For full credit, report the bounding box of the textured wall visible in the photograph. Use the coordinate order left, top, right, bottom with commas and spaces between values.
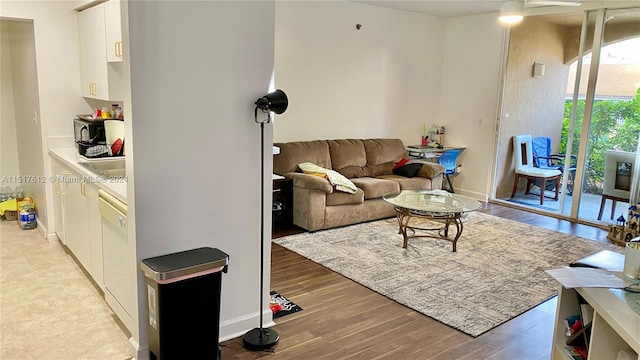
496, 18, 571, 197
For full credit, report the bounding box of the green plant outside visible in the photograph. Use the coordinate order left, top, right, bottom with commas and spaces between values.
561, 88, 640, 194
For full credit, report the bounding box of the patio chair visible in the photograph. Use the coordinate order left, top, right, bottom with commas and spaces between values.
511, 135, 562, 205
532, 136, 577, 195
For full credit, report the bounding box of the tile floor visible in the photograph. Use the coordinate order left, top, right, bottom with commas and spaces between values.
0, 220, 131, 360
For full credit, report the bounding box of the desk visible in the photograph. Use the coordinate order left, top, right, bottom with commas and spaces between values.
406, 145, 466, 160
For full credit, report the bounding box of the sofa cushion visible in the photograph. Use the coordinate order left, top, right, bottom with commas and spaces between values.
363, 138, 406, 165
326, 188, 365, 206
328, 139, 370, 178
363, 139, 407, 176
350, 177, 400, 199
328, 139, 367, 168
377, 174, 432, 191
273, 140, 331, 175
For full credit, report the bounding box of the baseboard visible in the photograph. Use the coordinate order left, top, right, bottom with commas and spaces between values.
219, 309, 276, 342
129, 337, 147, 360
34, 217, 48, 239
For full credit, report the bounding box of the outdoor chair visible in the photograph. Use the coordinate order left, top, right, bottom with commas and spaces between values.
532, 136, 577, 195
511, 135, 562, 205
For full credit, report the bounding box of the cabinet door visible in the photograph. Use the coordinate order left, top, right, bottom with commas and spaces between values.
104, 0, 122, 63
78, 4, 108, 99
52, 163, 66, 244
86, 183, 104, 289
63, 176, 92, 272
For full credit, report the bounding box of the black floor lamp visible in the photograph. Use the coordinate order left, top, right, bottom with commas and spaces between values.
243, 89, 288, 351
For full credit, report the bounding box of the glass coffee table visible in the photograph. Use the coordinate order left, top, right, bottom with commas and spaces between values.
383, 190, 482, 252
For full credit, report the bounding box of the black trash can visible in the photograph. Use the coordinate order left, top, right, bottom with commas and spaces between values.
141, 247, 229, 360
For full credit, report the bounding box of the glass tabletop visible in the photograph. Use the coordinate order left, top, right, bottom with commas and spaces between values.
383, 190, 482, 214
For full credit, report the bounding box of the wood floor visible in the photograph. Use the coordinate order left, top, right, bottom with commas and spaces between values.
220, 202, 615, 359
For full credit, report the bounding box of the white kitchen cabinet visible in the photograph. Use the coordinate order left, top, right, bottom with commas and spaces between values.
78, 1, 123, 100
63, 171, 92, 273
551, 286, 639, 360
51, 161, 66, 244
52, 161, 104, 289
104, 0, 122, 63
87, 183, 104, 290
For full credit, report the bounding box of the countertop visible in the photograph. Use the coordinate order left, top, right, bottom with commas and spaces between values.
48, 147, 127, 204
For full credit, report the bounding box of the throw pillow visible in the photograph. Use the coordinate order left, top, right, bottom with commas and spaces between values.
392, 163, 422, 178
298, 162, 358, 194
392, 157, 410, 171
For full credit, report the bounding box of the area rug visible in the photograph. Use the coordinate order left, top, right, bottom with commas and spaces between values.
272, 212, 622, 337
270, 291, 303, 319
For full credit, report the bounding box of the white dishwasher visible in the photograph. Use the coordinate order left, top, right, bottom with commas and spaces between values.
98, 189, 133, 332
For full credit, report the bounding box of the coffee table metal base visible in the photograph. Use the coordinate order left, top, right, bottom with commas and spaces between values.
393, 207, 464, 252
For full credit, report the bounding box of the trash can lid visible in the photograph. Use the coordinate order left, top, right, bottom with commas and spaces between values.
141, 247, 229, 282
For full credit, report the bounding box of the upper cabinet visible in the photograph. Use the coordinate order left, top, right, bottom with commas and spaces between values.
78, 0, 123, 101
104, 0, 122, 63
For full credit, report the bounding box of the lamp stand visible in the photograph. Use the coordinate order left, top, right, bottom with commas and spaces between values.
243, 119, 279, 351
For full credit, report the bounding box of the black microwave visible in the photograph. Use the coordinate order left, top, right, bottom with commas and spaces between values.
74, 118, 106, 155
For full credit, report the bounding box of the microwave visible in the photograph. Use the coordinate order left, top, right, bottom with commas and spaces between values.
74, 118, 106, 156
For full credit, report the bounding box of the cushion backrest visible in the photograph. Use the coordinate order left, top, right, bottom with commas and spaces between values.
328, 139, 371, 178
513, 134, 534, 172
363, 138, 406, 176
273, 140, 331, 175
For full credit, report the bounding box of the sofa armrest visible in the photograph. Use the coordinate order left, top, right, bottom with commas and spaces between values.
285, 172, 334, 194
416, 162, 445, 179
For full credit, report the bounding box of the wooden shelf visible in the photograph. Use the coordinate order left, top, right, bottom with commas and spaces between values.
552, 286, 640, 360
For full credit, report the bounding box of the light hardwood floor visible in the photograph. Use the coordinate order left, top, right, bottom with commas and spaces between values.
220, 202, 614, 360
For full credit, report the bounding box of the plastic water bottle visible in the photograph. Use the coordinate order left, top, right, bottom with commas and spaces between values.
14, 186, 24, 200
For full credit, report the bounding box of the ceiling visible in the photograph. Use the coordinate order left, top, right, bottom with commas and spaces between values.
354, 1, 640, 25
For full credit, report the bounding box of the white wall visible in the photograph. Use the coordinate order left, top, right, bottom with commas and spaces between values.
0, 21, 21, 181
125, 1, 275, 355
1, 1, 89, 236
274, 3, 505, 200
437, 13, 506, 199
274, 1, 446, 145
3, 19, 47, 227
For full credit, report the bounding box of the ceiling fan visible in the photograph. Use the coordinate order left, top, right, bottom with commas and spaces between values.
499, 0, 582, 24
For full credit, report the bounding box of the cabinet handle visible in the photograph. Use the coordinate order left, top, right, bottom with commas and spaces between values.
116, 41, 122, 58
89, 83, 92, 95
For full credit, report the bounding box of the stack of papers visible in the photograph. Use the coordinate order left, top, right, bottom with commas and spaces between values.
545, 267, 629, 288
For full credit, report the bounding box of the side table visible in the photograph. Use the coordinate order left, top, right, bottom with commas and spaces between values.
272, 177, 293, 233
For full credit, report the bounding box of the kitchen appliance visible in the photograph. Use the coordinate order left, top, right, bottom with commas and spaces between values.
98, 189, 133, 332
74, 118, 106, 157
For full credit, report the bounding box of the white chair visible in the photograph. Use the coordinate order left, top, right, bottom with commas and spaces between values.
598, 150, 635, 220
510, 135, 562, 205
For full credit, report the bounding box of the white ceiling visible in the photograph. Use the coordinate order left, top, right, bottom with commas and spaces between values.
353, 1, 504, 17
353, 1, 639, 25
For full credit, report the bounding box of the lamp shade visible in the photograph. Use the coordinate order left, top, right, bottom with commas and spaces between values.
499, 1, 524, 24
255, 89, 288, 115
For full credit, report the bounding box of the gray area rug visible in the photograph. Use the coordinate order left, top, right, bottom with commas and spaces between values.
273, 212, 622, 337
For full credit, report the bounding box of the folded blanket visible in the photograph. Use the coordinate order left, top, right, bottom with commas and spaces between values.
298, 162, 358, 194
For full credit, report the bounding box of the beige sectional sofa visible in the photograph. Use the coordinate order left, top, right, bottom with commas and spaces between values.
273, 138, 445, 231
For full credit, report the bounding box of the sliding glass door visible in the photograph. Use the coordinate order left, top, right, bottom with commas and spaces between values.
566, 7, 640, 224
494, 5, 640, 227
